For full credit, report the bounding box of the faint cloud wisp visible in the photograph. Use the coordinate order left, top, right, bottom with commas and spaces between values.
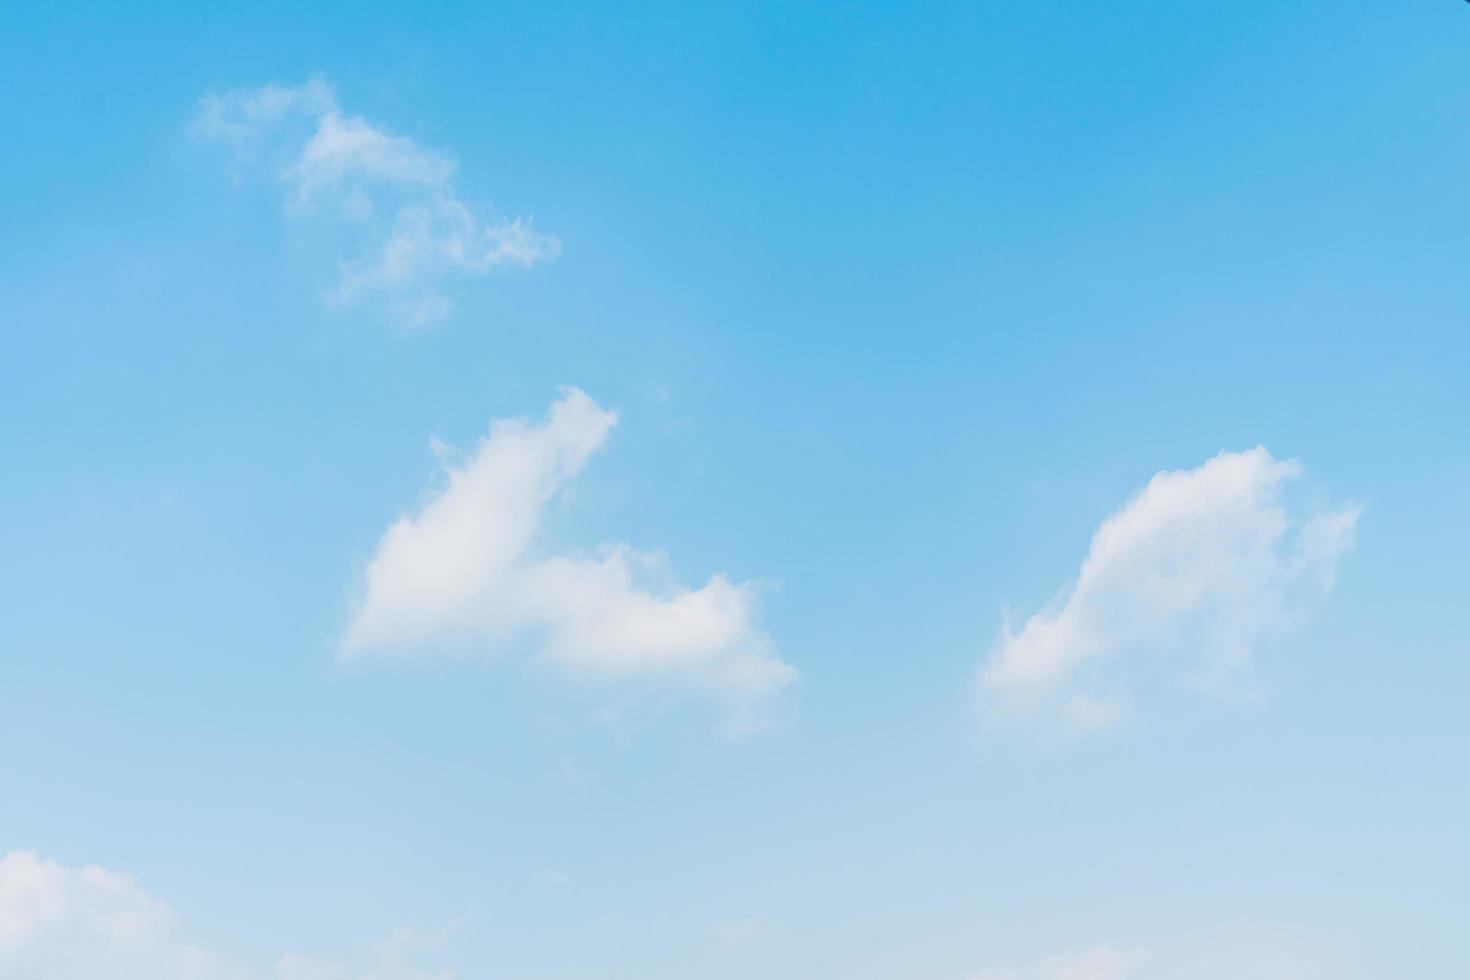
0, 850, 456, 980
196, 76, 559, 327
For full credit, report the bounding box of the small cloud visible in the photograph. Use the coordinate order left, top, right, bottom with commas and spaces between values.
0, 850, 453, 980
345, 388, 796, 728
980, 447, 1358, 728
377, 918, 466, 960
196, 76, 557, 326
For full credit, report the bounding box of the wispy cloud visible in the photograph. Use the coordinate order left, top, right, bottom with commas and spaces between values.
196, 76, 558, 327
345, 388, 796, 730
980, 447, 1358, 728
0, 850, 455, 980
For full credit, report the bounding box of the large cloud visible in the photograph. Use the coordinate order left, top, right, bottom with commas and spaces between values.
195, 76, 558, 327
0, 851, 449, 980
980, 447, 1358, 726
345, 388, 795, 723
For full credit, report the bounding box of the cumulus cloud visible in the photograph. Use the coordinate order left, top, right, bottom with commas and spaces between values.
196, 76, 558, 326
0, 850, 248, 980
0, 851, 451, 980
980, 447, 1358, 726
345, 388, 795, 724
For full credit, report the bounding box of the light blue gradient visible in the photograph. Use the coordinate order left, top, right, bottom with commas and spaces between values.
3, 2, 1468, 977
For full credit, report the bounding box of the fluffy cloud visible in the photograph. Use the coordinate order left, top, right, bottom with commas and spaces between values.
0, 850, 247, 980
0, 851, 450, 980
970, 946, 1150, 980
196, 76, 558, 326
980, 447, 1358, 726
345, 388, 795, 723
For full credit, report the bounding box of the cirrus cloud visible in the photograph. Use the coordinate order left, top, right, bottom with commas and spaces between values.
195, 76, 558, 327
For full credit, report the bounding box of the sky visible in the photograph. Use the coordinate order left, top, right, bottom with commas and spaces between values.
2, 1, 1469, 978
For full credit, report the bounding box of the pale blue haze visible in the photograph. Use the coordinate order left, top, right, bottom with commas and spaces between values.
2, 2, 1469, 978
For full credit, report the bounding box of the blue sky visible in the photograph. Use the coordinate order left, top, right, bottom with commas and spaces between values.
3, 2, 1469, 978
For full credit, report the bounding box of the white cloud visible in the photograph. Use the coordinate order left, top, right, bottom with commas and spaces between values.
0, 850, 248, 980
196, 76, 558, 326
194, 78, 337, 155
0, 851, 452, 980
345, 388, 796, 724
289, 111, 456, 201
980, 447, 1358, 725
